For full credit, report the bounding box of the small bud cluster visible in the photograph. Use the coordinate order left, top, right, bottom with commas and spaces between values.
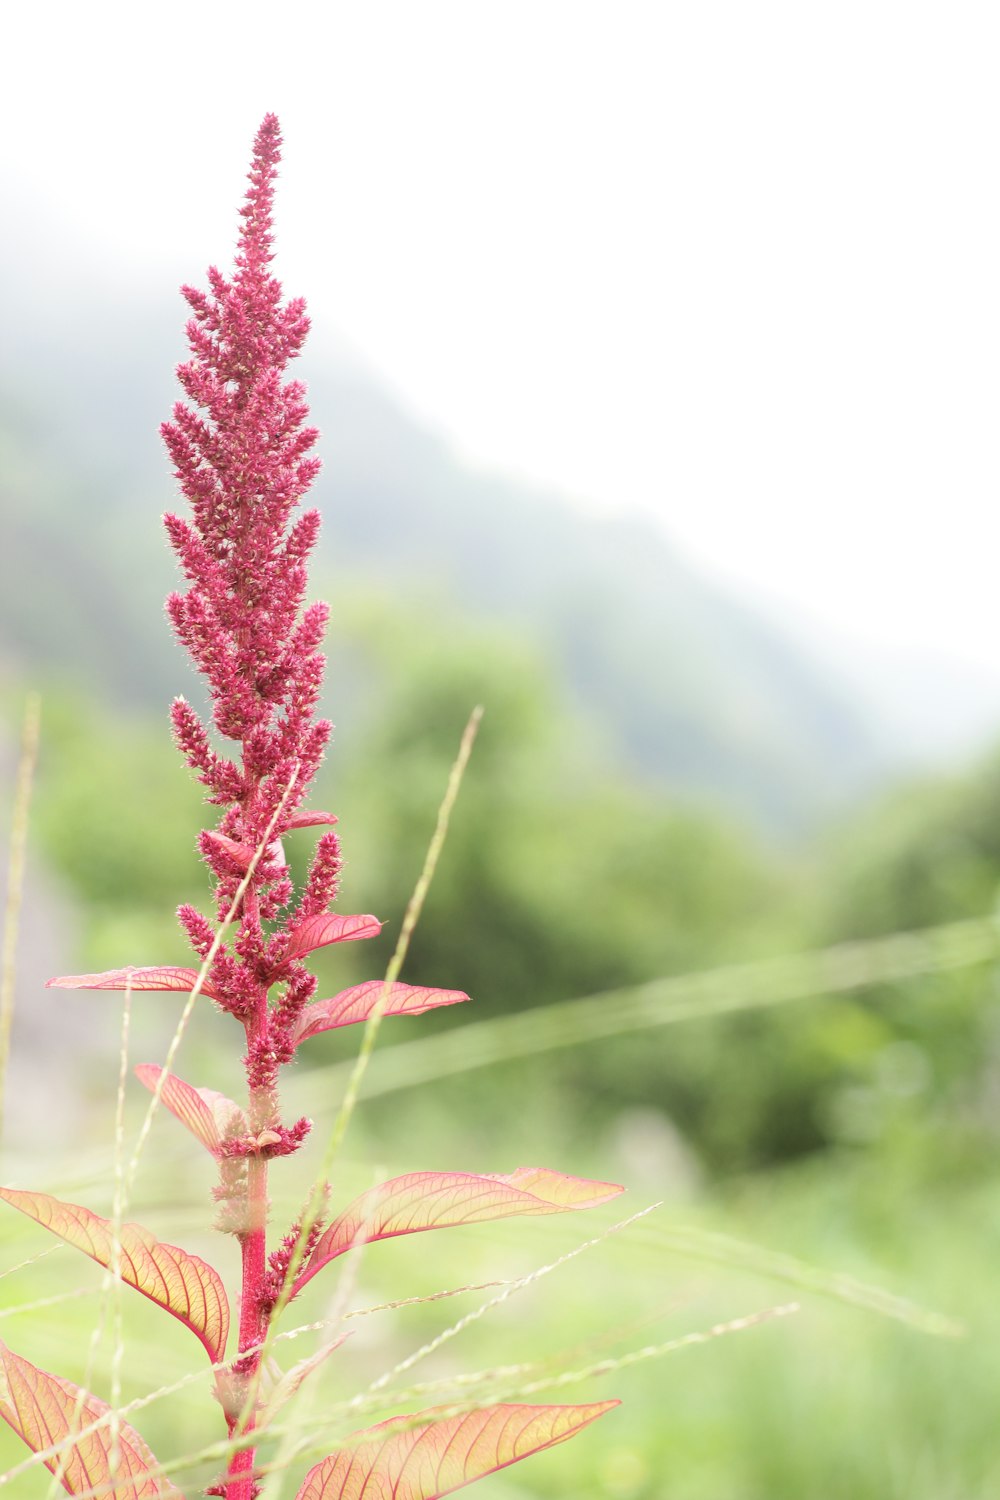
260, 1189, 331, 1315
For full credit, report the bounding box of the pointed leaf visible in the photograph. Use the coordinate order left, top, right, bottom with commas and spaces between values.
287, 809, 338, 829
46, 965, 219, 1001
295, 1400, 619, 1500
0, 1338, 184, 1497
293, 1168, 624, 1296
134, 1064, 247, 1156
0, 1187, 229, 1363
202, 830, 256, 870
286, 913, 382, 960
294, 982, 469, 1043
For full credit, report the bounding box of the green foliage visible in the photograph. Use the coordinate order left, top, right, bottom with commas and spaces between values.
27, 691, 206, 969
5, 599, 997, 1495
13, 597, 1000, 1188
334, 609, 779, 1005
809, 756, 1000, 1158
301, 602, 792, 1158
671, 750, 1000, 1175
820, 752, 1000, 936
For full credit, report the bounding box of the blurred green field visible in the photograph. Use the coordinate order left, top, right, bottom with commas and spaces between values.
0, 1085, 995, 1499
3, 611, 1000, 1496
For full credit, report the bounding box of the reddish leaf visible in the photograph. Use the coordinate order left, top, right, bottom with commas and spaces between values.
287, 809, 338, 829
46, 965, 220, 1001
0, 1338, 184, 1497
134, 1064, 246, 1156
285, 913, 382, 960
202, 830, 256, 870
294, 981, 469, 1044
294, 1400, 619, 1499
0, 1187, 229, 1363
293, 1168, 624, 1296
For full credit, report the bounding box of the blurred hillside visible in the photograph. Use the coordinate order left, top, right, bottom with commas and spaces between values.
0, 225, 895, 835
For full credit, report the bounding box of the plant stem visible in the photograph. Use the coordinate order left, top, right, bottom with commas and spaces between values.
227, 875, 270, 1500
226, 1148, 269, 1498
0, 691, 41, 1140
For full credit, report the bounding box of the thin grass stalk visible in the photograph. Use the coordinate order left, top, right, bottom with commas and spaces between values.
262, 1237, 368, 1500
638, 1222, 963, 1336
0, 1287, 98, 1320
436, 1301, 803, 1405
2, 1195, 954, 1495
31, 781, 301, 1500
124, 764, 299, 1203
360, 1202, 663, 1402
9, 1298, 798, 1500
238, 704, 483, 1437
0, 691, 41, 1139
298, 914, 1000, 1108
108, 976, 133, 1479
316, 707, 483, 1175
0, 1246, 58, 1283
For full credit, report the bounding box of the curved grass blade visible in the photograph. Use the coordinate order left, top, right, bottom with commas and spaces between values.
0, 691, 41, 1141
0, 1187, 230, 1362
645, 1222, 963, 1336
303, 917, 997, 1105
231, 711, 484, 1441
294, 1400, 619, 1499
0, 1338, 184, 1497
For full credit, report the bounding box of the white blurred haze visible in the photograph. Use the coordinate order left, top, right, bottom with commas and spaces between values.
5, 1, 1000, 745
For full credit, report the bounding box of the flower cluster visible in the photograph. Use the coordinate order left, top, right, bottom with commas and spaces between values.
162, 114, 338, 1103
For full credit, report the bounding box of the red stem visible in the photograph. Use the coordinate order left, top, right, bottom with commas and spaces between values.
225, 1153, 268, 1498
226, 879, 271, 1500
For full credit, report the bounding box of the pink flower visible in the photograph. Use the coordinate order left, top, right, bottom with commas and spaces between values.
161, 114, 335, 1062
163, 114, 329, 848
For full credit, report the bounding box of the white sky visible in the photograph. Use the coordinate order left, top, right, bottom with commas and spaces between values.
4, 1, 1000, 680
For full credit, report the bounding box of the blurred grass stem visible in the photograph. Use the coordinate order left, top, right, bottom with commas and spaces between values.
305, 916, 998, 1106
0, 692, 41, 1140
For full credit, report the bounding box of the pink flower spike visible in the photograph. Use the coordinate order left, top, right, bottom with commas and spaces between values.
46, 965, 220, 1001
294, 981, 469, 1044
285, 912, 383, 960
297, 831, 343, 921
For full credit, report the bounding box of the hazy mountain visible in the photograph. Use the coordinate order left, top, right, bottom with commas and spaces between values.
0, 224, 891, 833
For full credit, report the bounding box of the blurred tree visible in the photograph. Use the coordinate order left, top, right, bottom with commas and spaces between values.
680, 754, 1000, 1176
27, 691, 207, 969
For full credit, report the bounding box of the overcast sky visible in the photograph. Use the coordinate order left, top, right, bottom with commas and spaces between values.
4, 1, 1000, 683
